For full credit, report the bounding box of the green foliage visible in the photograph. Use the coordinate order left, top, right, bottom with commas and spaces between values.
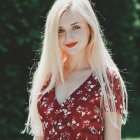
0, 0, 51, 139
0, 0, 140, 139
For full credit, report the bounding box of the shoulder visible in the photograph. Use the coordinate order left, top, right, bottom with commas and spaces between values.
106, 68, 120, 83
37, 79, 51, 100
106, 67, 118, 77
41, 79, 51, 92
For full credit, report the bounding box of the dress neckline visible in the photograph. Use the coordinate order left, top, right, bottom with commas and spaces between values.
53, 72, 93, 107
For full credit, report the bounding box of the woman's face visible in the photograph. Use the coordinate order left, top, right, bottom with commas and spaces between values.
58, 10, 91, 55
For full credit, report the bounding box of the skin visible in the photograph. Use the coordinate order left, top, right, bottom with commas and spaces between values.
104, 112, 122, 140
58, 10, 91, 73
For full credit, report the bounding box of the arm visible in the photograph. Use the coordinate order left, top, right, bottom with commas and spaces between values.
33, 136, 43, 140
104, 112, 122, 140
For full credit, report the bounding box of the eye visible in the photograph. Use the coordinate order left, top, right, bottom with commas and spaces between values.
58, 28, 65, 33
72, 25, 80, 30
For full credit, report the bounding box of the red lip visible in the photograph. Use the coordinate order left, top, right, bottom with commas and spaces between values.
65, 42, 78, 48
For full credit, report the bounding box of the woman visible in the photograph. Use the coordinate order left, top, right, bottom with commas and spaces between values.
22, 0, 128, 139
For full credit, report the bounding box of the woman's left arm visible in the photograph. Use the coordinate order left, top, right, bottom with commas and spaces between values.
104, 112, 122, 140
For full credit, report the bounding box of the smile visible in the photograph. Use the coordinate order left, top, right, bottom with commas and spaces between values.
65, 42, 78, 48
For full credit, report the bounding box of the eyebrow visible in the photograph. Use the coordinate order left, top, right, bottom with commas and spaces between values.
59, 22, 80, 28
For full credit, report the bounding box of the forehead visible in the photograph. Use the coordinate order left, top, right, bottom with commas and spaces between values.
59, 10, 87, 27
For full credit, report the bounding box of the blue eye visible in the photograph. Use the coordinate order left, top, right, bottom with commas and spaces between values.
58, 28, 65, 33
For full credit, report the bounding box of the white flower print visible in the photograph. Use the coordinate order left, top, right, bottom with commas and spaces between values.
82, 120, 90, 128
76, 132, 81, 139
59, 108, 71, 118
76, 105, 92, 117
42, 122, 49, 130
89, 126, 98, 134
72, 119, 76, 124
40, 97, 48, 108
94, 105, 100, 114
44, 103, 54, 115
82, 96, 88, 101
77, 90, 83, 95
85, 80, 95, 92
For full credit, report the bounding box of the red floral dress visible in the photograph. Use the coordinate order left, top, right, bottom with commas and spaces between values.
37, 71, 124, 140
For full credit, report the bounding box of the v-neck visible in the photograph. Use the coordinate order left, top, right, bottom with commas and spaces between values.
53, 72, 93, 107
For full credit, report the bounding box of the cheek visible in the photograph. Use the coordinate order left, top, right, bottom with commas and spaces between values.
75, 30, 89, 40
58, 35, 64, 45
74, 30, 83, 38
76, 34, 89, 47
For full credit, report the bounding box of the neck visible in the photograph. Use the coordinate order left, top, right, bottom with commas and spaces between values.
64, 49, 90, 73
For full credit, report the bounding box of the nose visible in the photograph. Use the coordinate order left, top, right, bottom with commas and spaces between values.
65, 31, 73, 42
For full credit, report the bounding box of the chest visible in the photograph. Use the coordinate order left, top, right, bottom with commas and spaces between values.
55, 72, 92, 105
37, 75, 104, 138
38, 74, 102, 118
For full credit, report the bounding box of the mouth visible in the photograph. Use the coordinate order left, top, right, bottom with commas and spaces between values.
65, 42, 78, 48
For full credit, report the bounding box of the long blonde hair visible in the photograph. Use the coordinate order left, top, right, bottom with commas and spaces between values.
22, 0, 128, 136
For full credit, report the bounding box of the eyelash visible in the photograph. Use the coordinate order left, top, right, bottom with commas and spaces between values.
58, 26, 80, 33
58, 29, 64, 33
73, 26, 80, 30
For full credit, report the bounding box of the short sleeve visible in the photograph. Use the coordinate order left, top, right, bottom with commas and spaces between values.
103, 69, 124, 115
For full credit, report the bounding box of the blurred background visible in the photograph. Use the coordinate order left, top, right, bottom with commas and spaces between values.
0, 0, 140, 140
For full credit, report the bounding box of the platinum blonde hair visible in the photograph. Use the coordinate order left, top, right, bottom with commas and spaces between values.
22, 0, 128, 136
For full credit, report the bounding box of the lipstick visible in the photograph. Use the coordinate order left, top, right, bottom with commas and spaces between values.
65, 42, 78, 48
